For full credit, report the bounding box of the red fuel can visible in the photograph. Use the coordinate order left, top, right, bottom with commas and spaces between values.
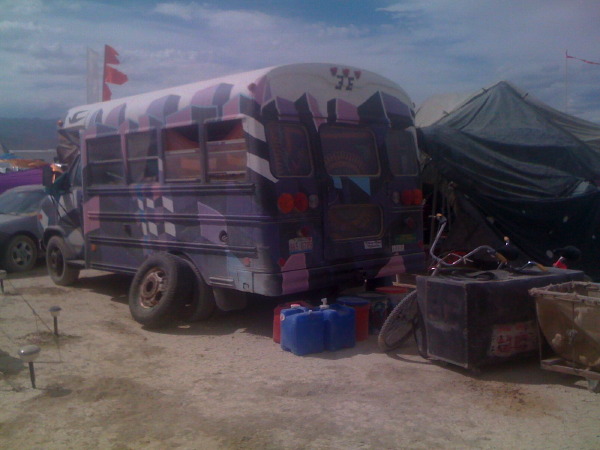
336, 296, 370, 341
272, 301, 312, 343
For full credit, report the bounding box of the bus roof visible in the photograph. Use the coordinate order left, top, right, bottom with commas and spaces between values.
63, 63, 414, 131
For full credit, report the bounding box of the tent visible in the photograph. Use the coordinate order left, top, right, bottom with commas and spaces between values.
416, 81, 600, 279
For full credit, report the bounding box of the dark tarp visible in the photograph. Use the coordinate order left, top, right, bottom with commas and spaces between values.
417, 81, 600, 280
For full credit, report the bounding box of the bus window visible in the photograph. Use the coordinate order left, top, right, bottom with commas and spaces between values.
266, 122, 312, 177
164, 124, 202, 182
86, 135, 125, 186
386, 130, 419, 176
327, 204, 382, 240
126, 130, 159, 183
320, 125, 379, 176
206, 120, 247, 182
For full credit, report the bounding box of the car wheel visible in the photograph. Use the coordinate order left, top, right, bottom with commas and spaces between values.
46, 236, 80, 286
4, 234, 38, 272
128, 253, 188, 328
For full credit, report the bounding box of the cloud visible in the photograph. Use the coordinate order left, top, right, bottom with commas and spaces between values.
0, 0, 46, 15
0, 0, 599, 123
0, 21, 44, 32
152, 2, 199, 21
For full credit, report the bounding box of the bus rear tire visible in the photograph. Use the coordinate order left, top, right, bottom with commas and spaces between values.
177, 258, 216, 321
129, 253, 187, 328
46, 236, 80, 286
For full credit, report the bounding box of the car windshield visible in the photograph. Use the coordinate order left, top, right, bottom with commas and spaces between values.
0, 188, 46, 214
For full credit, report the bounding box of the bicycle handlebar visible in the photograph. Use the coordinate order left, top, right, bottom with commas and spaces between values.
428, 214, 516, 274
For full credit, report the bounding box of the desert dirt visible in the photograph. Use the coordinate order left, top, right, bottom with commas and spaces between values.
1, 264, 599, 449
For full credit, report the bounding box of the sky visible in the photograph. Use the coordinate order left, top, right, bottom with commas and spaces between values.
1, 0, 599, 123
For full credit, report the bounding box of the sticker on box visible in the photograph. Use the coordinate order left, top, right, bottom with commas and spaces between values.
488, 321, 537, 357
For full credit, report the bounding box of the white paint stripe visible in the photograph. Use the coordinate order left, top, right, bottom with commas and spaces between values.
247, 152, 278, 183
148, 222, 158, 236
243, 116, 266, 142
165, 222, 176, 237
163, 196, 174, 212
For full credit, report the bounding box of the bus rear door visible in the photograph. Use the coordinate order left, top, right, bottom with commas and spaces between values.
319, 124, 386, 263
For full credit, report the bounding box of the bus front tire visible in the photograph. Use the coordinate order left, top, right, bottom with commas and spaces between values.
46, 236, 80, 286
128, 253, 187, 328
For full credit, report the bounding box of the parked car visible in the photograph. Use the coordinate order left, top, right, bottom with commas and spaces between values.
0, 184, 47, 272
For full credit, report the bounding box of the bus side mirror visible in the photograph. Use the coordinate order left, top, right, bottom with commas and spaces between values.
42, 165, 54, 188
44, 168, 70, 198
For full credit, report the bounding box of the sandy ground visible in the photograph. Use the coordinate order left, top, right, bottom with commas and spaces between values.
1, 264, 599, 449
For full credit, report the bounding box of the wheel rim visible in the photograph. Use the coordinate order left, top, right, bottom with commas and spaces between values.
139, 268, 167, 309
11, 240, 33, 267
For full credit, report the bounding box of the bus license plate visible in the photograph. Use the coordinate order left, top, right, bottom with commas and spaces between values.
289, 237, 313, 254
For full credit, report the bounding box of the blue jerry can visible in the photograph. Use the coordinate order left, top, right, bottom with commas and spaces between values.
322, 304, 356, 351
280, 308, 325, 356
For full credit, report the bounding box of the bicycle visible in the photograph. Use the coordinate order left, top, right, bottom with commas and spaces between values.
378, 214, 519, 353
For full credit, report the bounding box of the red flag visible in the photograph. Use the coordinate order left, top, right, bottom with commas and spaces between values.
102, 84, 112, 102
105, 45, 120, 65
565, 51, 600, 65
104, 65, 128, 85
102, 45, 128, 101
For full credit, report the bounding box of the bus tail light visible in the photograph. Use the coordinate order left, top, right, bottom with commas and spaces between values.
294, 192, 309, 212
278, 193, 295, 213
401, 190, 414, 205
278, 192, 313, 213
401, 189, 423, 206
412, 189, 423, 205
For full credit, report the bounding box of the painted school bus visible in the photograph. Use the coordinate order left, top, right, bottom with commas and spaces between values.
43, 63, 425, 327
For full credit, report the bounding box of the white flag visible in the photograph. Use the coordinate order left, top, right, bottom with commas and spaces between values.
86, 47, 101, 103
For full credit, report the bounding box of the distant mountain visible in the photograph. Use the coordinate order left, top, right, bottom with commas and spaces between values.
0, 117, 59, 151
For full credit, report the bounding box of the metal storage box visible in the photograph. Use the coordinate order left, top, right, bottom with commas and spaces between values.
417, 269, 584, 370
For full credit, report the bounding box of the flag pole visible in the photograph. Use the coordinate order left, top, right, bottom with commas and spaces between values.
565, 50, 569, 114
102, 45, 107, 101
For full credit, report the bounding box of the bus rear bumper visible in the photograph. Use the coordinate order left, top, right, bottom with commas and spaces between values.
249, 251, 426, 297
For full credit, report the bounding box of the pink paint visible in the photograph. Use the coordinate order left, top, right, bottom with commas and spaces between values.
306, 93, 326, 129
281, 253, 309, 295
190, 85, 219, 106
105, 103, 126, 127
376, 255, 406, 278
83, 195, 101, 233
222, 95, 241, 117
335, 99, 359, 123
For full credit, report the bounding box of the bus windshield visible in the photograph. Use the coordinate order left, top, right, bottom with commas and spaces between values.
386, 130, 419, 176
320, 125, 379, 176
266, 122, 313, 177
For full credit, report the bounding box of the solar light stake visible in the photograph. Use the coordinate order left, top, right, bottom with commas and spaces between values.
0, 269, 6, 294
49, 306, 62, 337
18, 345, 41, 389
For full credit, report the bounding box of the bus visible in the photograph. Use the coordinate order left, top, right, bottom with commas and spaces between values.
42, 63, 425, 327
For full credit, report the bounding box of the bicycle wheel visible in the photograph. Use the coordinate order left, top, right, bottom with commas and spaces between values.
378, 290, 418, 352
